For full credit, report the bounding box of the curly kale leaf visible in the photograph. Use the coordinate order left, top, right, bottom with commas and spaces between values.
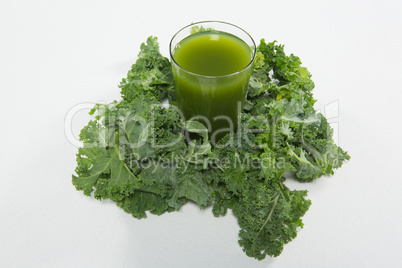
120, 36, 173, 102
72, 133, 137, 200
233, 181, 311, 260
248, 39, 350, 183
287, 114, 351, 181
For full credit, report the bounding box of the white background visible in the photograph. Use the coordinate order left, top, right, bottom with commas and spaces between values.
1, 0, 402, 267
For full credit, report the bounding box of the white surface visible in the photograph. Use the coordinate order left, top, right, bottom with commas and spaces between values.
1, 0, 402, 267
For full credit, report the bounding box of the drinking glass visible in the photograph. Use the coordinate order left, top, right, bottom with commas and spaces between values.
170, 21, 256, 143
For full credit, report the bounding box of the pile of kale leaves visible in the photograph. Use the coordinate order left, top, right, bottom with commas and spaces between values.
72, 36, 350, 260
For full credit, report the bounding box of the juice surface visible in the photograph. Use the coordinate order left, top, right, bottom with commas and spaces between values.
172, 31, 253, 142
173, 31, 252, 76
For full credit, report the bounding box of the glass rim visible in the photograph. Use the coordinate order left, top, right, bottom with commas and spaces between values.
169, 20, 256, 79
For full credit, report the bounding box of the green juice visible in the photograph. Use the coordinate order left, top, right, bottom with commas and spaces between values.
171, 31, 253, 142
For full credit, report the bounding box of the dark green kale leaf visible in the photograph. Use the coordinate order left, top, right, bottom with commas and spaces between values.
120, 36, 173, 102
117, 190, 172, 219
248, 39, 350, 183
233, 180, 311, 260
286, 113, 351, 181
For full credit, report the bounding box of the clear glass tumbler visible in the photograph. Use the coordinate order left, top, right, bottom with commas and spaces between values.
170, 21, 256, 144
